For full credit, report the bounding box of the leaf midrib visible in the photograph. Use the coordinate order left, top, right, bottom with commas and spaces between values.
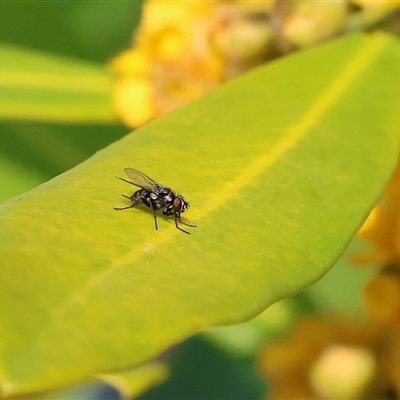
48, 33, 389, 325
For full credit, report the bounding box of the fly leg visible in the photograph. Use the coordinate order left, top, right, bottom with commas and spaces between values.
174, 213, 196, 234
178, 220, 196, 227
114, 204, 134, 210
153, 209, 158, 230
148, 198, 159, 231
175, 218, 190, 234
176, 212, 196, 229
114, 194, 142, 210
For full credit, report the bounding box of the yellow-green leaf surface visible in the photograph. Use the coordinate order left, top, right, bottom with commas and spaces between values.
1, 33, 400, 396
0, 43, 117, 123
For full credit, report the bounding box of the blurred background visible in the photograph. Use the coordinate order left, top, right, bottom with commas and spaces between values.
0, 1, 141, 204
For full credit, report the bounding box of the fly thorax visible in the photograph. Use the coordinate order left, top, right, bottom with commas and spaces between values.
164, 194, 173, 203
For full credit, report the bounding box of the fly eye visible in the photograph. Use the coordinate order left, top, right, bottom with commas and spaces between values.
172, 197, 182, 212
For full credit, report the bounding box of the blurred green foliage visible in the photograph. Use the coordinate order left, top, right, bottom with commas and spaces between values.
0, 1, 139, 202
0, 1, 142, 62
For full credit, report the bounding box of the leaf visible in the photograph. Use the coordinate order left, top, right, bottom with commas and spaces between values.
17, 362, 168, 400
96, 362, 168, 400
0, 43, 117, 123
1, 33, 400, 396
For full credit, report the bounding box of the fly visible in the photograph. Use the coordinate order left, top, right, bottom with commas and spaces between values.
114, 168, 196, 234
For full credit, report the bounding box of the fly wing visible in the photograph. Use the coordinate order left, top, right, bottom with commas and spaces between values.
123, 168, 158, 191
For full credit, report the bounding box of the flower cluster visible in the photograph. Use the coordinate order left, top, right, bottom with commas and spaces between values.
258, 316, 400, 399
109, 0, 400, 128
354, 164, 400, 324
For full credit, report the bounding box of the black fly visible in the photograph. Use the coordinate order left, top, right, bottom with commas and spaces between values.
114, 168, 195, 234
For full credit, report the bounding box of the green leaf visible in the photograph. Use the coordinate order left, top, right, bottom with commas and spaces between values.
0, 43, 117, 123
1, 33, 400, 396
16, 362, 168, 400
96, 362, 168, 400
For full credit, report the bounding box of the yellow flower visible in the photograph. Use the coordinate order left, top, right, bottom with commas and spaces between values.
109, 1, 398, 128
363, 269, 400, 324
112, 77, 155, 129
258, 316, 397, 399
353, 164, 400, 266
309, 345, 376, 399
276, 1, 348, 51
350, 164, 400, 323
109, 0, 275, 128
109, 1, 220, 128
